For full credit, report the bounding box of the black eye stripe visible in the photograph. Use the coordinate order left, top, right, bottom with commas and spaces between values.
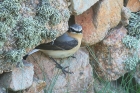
69, 28, 82, 33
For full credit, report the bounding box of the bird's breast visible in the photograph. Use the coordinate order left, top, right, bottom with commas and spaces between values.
40, 44, 80, 58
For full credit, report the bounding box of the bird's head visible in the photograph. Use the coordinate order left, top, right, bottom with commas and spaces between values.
67, 24, 83, 40
68, 24, 82, 34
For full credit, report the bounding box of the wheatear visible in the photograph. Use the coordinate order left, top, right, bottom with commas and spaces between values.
23, 24, 83, 74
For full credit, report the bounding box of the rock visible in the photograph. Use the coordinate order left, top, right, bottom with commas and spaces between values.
0, 87, 6, 93
0, 0, 70, 73
26, 48, 93, 93
121, 7, 131, 26
92, 26, 129, 81
126, 0, 140, 12
75, 0, 123, 45
23, 78, 46, 93
69, 0, 99, 15
0, 61, 34, 91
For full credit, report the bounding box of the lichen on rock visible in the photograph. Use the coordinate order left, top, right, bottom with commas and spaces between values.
0, 0, 70, 73
122, 11, 140, 71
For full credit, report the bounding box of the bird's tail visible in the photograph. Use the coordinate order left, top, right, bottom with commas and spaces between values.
23, 49, 40, 60
23, 54, 28, 60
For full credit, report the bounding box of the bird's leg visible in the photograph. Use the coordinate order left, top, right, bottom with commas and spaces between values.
70, 55, 76, 58
49, 57, 73, 75
69, 54, 76, 58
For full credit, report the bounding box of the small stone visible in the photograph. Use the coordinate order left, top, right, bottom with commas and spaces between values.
0, 60, 34, 91
23, 78, 46, 93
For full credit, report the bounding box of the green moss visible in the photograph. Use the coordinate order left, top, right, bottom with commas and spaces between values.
36, 3, 55, 24
126, 12, 140, 39
62, 9, 70, 20
5, 49, 26, 63
122, 35, 140, 49
50, 10, 62, 25
0, 0, 21, 48
0, 0, 63, 65
0, 0, 65, 67
122, 11, 140, 71
124, 55, 139, 71
47, 29, 57, 40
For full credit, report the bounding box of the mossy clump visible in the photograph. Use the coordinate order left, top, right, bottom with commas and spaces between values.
0, 0, 21, 48
14, 17, 42, 48
122, 11, 140, 71
124, 55, 139, 71
5, 49, 26, 63
122, 35, 140, 49
126, 12, 140, 39
36, 3, 55, 24
50, 10, 62, 25
0, 0, 63, 65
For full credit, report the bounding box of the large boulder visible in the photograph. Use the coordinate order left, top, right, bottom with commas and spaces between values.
75, 0, 123, 45
92, 26, 129, 81
0, 61, 34, 91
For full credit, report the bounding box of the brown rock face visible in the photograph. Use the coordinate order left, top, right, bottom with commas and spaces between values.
121, 7, 131, 26
126, 0, 140, 12
26, 48, 93, 93
93, 26, 128, 81
75, 0, 123, 45
23, 78, 46, 93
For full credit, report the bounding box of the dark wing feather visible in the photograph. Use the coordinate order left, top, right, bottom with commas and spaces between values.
35, 39, 78, 50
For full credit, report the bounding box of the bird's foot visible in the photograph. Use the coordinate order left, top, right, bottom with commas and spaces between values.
49, 57, 73, 75
70, 55, 76, 58
68, 55, 76, 59
56, 65, 73, 75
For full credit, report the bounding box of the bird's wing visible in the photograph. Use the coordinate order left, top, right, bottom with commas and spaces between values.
35, 34, 78, 50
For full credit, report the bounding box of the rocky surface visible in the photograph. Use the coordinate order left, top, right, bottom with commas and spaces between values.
26, 48, 93, 93
0, 87, 6, 93
0, 61, 34, 91
126, 0, 140, 12
0, 0, 140, 92
23, 78, 46, 93
121, 7, 131, 26
75, 0, 123, 45
69, 0, 99, 15
0, 0, 70, 74
93, 26, 129, 81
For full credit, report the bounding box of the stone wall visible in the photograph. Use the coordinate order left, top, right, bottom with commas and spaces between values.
0, 0, 140, 93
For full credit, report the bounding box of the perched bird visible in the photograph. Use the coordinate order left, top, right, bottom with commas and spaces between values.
23, 24, 83, 74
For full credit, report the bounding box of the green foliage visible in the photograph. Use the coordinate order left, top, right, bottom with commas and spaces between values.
0, 0, 62, 65
124, 55, 139, 71
50, 10, 62, 25
122, 35, 140, 49
5, 49, 26, 63
122, 11, 140, 71
126, 12, 140, 39
0, 0, 20, 48
36, 3, 55, 24
14, 17, 42, 48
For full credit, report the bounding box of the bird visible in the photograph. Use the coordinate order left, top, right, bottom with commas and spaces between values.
23, 24, 83, 74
